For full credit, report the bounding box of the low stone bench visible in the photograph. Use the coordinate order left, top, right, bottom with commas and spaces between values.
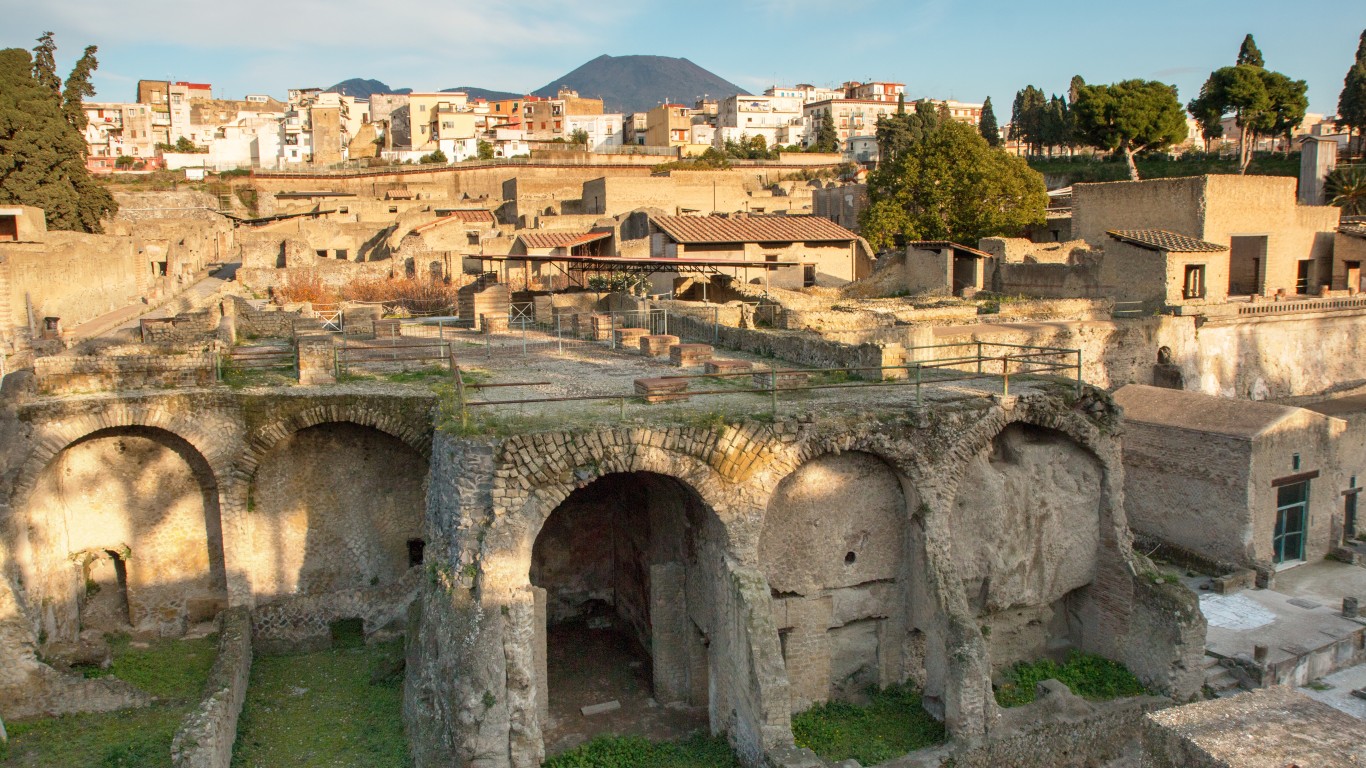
639, 334, 680, 357
634, 377, 689, 404
481, 313, 509, 334
614, 328, 650, 348
753, 369, 809, 389
670, 343, 713, 367
705, 359, 753, 376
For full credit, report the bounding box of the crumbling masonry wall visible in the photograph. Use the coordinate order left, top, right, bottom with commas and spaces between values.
406, 390, 1205, 768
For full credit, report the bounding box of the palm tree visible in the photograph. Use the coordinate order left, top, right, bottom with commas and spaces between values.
1326, 165, 1366, 215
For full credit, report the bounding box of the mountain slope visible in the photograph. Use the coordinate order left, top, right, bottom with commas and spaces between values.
326, 78, 411, 99
442, 86, 522, 101
532, 54, 749, 114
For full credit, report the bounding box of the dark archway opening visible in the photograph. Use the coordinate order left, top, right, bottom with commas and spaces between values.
531, 471, 712, 754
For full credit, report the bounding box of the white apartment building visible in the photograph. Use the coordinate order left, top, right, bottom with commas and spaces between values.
564, 113, 624, 151
716, 94, 803, 148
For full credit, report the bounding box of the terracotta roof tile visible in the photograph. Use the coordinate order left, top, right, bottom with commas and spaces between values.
517, 231, 611, 249
412, 210, 496, 234
906, 240, 993, 258
1107, 229, 1227, 253
1337, 223, 1366, 240
653, 215, 857, 245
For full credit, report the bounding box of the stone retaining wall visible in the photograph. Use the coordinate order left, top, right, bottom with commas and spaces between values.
34, 353, 216, 394
171, 607, 252, 768
251, 567, 423, 654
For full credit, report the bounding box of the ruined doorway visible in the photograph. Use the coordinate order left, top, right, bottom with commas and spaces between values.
530, 472, 711, 753
1295, 260, 1312, 295
1228, 235, 1267, 295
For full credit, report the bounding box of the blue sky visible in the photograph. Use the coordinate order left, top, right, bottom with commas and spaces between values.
3, 0, 1362, 117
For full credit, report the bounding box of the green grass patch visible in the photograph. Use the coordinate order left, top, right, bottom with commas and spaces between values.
3, 634, 217, 768
542, 733, 740, 768
231, 639, 410, 768
994, 651, 1146, 708
791, 684, 946, 765
384, 366, 448, 383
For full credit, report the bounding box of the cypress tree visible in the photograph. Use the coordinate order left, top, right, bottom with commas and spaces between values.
1337, 30, 1366, 156
978, 97, 1001, 147
1237, 34, 1265, 67
0, 45, 116, 232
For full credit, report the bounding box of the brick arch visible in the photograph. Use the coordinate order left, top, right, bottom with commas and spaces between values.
11, 405, 233, 507
236, 403, 432, 481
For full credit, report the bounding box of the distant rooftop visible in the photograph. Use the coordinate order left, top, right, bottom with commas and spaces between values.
1107, 229, 1227, 253
653, 215, 857, 245
1114, 384, 1322, 439
517, 231, 611, 249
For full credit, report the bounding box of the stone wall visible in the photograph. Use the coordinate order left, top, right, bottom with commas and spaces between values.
252, 568, 422, 653
406, 391, 1203, 768
33, 353, 217, 395
170, 607, 252, 768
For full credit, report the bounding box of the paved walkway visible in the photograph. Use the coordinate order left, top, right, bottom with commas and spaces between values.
1299, 662, 1366, 719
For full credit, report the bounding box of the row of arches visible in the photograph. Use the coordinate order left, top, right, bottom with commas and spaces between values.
516, 421, 1113, 756
16, 420, 429, 642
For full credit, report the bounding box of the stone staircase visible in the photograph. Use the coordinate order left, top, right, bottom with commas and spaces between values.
1202, 654, 1243, 697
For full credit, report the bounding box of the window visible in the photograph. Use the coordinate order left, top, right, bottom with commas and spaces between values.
803, 265, 817, 288
315, 249, 327, 258
336, 249, 348, 260
1182, 264, 1206, 299
1273, 481, 1309, 565
338, 206, 348, 214
1346, 477, 1359, 541
388, 206, 398, 213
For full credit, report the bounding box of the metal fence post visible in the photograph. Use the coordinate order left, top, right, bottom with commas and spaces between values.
770, 367, 778, 416
521, 321, 527, 357
976, 341, 983, 374
915, 363, 922, 409
557, 315, 563, 355
1075, 349, 1083, 396
1002, 356, 1010, 397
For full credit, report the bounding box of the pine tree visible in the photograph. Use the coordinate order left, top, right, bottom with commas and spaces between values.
1237, 34, 1264, 67
0, 45, 116, 232
1074, 80, 1188, 180
62, 45, 98, 132
1010, 85, 1047, 156
1190, 37, 1307, 172
31, 32, 59, 93
1337, 30, 1366, 157
978, 97, 1001, 147
813, 108, 839, 153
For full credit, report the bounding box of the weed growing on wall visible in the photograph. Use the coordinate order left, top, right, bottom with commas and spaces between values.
994, 651, 1145, 707
791, 684, 946, 765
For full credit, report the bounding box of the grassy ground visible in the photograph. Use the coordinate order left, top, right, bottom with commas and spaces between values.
230, 638, 410, 768
790, 684, 946, 765
994, 651, 1146, 707
1, 634, 218, 767
1028, 152, 1301, 184
542, 733, 740, 768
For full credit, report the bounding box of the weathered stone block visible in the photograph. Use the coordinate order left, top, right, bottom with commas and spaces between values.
705, 359, 753, 376
614, 328, 650, 348
480, 314, 509, 334
297, 335, 336, 385
752, 369, 809, 389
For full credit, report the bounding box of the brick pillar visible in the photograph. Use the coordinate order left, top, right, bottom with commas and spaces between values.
296, 335, 336, 385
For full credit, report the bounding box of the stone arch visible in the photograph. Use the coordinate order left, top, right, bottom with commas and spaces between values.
485, 432, 782, 762
16, 424, 229, 642
237, 401, 432, 481
759, 450, 917, 711
938, 404, 1123, 695
243, 420, 428, 600
11, 402, 235, 508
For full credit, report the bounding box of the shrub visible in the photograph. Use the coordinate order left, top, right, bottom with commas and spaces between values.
543, 733, 739, 768
272, 268, 337, 305
341, 275, 462, 316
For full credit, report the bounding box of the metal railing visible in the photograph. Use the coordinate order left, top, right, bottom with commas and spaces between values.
445, 340, 1083, 426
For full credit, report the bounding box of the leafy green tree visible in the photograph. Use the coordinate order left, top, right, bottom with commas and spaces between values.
1189, 39, 1308, 172
477, 139, 494, 160
813, 108, 839, 152
1073, 80, 1187, 180
173, 136, 197, 153
419, 149, 447, 164
1336, 30, 1366, 157
1237, 34, 1264, 67
1041, 94, 1072, 157
978, 96, 1001, 147
860, 119, 1045, 250
0, 46, 116, 232
61, 45, 98, 131
569, 128, 590, 147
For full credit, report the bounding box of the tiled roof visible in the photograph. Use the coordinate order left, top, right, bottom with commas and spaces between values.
1337, 223, 1366, 240
906, 240, 993, 258
517, 231, 611, 249
1107, 229, 1227, 253
652, 215, 857, 245
412, 210, 496, 234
